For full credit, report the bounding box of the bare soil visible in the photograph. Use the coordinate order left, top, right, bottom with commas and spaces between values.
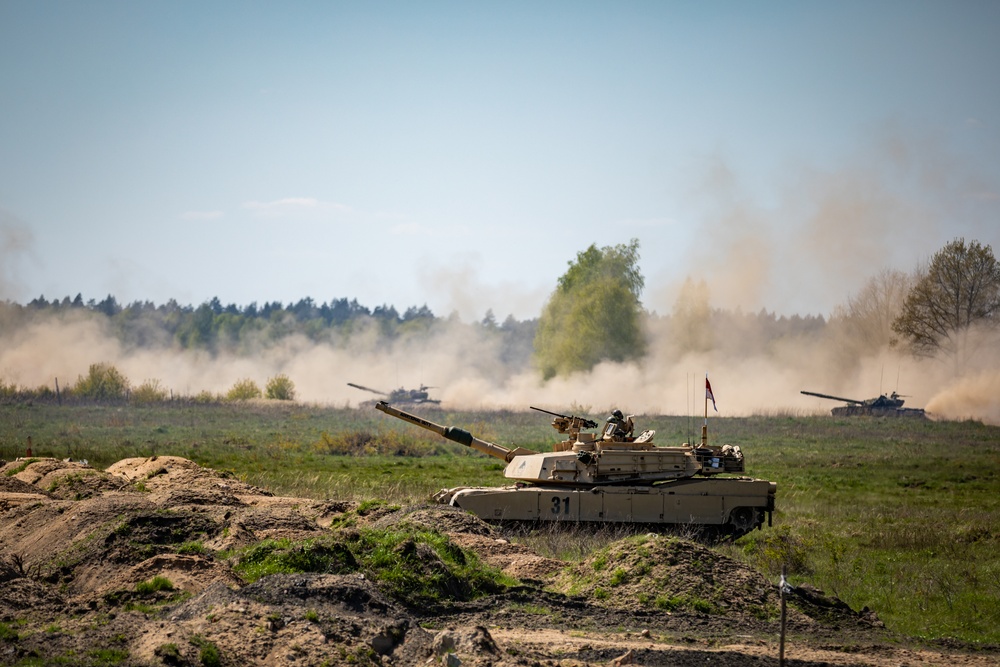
0, 456, 996, 666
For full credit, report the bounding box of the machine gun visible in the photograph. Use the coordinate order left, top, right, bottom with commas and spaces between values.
530, 406, 599, 436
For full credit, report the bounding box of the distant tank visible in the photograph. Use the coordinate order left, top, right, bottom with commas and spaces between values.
374, 401, 776, 536
348, 382, 440, 405
800, 390, 926, 418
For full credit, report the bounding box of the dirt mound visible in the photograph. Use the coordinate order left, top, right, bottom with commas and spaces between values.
549, 534, 777, 615
0, 467, 54, 510
548, 532, 880, 631
0, 472, 54, 496
1, 457, 123, 500
449, 532, 566, 582
0, 455, 994, 667
99, 553, 245, 599
106, 455, 273, 498
372, 503, 497, 536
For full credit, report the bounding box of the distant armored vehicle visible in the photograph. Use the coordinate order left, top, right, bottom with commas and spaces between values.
374, 401, 776, 536
348, 382, 440, 405
800, 390, 926, 418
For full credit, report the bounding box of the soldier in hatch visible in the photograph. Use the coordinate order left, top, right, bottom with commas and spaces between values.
604, 409, 635, 441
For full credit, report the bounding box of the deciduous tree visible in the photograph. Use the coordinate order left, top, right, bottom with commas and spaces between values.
892, 238, 1000, 367
534, 239, 646, 379
841, 268, 913, 349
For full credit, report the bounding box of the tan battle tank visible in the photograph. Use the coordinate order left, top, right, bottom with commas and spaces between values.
375, 401, 776, 536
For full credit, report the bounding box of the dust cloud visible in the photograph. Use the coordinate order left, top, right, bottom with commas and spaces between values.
1, 303, 998, 426
2, 128, 997, 425
1, 211, 33, 301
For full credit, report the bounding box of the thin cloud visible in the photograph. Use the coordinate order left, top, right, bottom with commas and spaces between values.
970, 190, 999, 201
389, 222, 434, 236
389, 222, 476, 237
180, 210, 225, 221
616, 217, 676, 229
242, 198, 351, 218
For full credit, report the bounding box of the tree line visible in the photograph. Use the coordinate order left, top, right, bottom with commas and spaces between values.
1, 236, 996, 404
532, 237, 1000, 377
6, 295, 452, 351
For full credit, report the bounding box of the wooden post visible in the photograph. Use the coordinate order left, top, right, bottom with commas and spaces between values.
55, 377, 61, 405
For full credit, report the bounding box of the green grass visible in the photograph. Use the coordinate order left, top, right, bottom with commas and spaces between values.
227, 536, 357, 582
1, 403, 999, 642
0, 622, 19, 642
135, 576, 174, 595
225, 527, 515, 607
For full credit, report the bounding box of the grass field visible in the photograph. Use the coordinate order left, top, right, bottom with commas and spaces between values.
1, 400, 998, 645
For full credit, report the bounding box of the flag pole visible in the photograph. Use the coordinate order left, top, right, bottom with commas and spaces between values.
702, 372, 709, 447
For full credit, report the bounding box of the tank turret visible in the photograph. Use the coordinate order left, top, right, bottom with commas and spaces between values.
374, 401, 774, 535
377, 401, 743, 485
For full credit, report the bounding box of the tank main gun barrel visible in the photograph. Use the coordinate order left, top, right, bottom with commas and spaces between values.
348, 382, 388, 396
800, 390, 863, 405
375, 401, 536, 462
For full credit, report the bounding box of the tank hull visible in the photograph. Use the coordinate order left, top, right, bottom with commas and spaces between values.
830, 406, 926, 418
436, 477, 776, 536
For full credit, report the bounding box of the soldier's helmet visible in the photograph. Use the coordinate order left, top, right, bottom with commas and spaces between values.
610, 409, 624, 421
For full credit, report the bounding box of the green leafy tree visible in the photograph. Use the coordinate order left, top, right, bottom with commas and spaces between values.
534, 239, 646, 379
265, 374, 296, 401
72, 362, 130, 401
892, 238, 1000, 368
226, 378, 262, 401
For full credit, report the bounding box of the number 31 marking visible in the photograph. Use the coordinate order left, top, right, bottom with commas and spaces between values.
550, 496, 571, 515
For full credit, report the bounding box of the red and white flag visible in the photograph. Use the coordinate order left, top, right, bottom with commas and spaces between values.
706, 376, 718, 412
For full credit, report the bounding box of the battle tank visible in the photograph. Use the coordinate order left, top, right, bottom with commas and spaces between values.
348, 382, 440, 405
800, 390, 926, 418
374, 401, 776, 536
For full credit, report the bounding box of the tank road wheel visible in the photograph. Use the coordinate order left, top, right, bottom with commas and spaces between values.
727, 507, 759, 537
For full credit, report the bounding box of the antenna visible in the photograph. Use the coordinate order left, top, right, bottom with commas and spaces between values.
686, 372, 693, 445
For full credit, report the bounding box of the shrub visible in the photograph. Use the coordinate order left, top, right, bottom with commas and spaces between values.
71, 362, 130, 401
739, 525, 811, 576
0, 379, 18, 401
132, 379, 169, 405
265, 374, 296, 401
190, 635, 221, 667
192, 390, 218, 404
226, 378, 261, 401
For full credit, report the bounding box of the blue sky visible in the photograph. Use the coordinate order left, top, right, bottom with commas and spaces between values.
2, 1, 998, 321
